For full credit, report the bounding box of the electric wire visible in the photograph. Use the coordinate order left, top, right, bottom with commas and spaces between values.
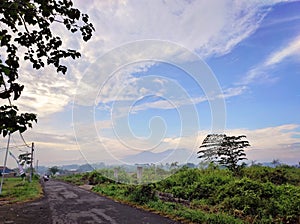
0, 73, 33, 182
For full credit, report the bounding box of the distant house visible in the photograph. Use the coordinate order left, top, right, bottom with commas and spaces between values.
0, 166, 16, 177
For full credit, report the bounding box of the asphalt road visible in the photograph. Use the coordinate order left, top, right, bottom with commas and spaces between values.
0, 179, 181, 224
44, 179, 180, 224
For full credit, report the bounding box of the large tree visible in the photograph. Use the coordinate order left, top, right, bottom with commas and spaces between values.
0, 0, 94, 137
48, 165, 59, 176
197, 134, 226, 163
198, 134, 250, 173
217, 135, 249, 172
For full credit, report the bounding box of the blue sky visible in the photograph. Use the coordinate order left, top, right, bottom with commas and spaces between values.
208, 1, 300, 130
1, 0, 300, 167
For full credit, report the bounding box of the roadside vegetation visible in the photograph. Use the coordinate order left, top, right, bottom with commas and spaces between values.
59, 165, 300, 224
59, 134, 300, 223
0, 176, 42, 204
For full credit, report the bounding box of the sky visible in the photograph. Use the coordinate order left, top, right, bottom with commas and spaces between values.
1, 0, 300, 167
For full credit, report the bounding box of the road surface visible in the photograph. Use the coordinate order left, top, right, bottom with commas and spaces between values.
0, 179, 181, 224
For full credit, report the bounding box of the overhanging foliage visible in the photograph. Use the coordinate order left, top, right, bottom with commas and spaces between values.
0, 0, 94, 137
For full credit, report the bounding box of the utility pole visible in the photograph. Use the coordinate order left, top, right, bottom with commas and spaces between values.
36, 159, 39, 175
0, 133, 11, 194
29, 142, 34, 182
137, 166, 143, 184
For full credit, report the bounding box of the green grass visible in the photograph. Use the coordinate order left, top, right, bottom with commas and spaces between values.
60, 166, 300, 224
0, 177, 42, 204
58, 173, 86, 185
87, 182, 242, 223
147, 200, 243, 224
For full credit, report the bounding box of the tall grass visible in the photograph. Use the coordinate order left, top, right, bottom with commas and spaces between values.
60, 166, 300, 224
0, 177, 42, 204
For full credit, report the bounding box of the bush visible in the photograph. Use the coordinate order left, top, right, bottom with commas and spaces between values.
87, 171, 114, 185
126, 184, 157, 204
244, 166, 300, 185
61, 166, 300, 223
216, 178, 300, 222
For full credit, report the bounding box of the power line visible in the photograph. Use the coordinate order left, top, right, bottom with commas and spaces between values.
1, 71, 35, 185
10, 135, 30, 150
19, 132, 31, 148
0, 144, 29, 151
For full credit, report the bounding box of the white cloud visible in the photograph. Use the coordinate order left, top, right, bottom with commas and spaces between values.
242, 35, 300, 84
218, 86, 248, 99
224, 124, 300, 150
224, 125, 300, 164
163, 124, 300, 164
76, 0, 280, 59
265, 35, 300, 66
92, 66, 247, 116
95, 62, 156, 105
5, 0, 298, 167
14, 62, 78, 117
3, 122, 299, 167
128, 85, 247, 113
12, 0, 283, 117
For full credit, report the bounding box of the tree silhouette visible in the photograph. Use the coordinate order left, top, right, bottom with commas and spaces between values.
198, 134, 250, 173
0, 0, 94, 137
48, 166, 59, 176
197, 134, 226, 163
218, 135, 249, 173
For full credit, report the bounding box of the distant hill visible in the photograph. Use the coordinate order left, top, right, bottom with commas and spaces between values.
60, 164, 80, 171
123, 148, 197, 164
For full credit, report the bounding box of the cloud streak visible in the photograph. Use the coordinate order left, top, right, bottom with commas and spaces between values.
13, 0, 283, 117
265, 35, 300, 66
242, 35, 300, 85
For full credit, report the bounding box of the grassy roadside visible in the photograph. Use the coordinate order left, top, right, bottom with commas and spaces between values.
0, 177, 42, 204
59, 173, 243, 223
91, 182, 243, 224
58, 166, 300, 224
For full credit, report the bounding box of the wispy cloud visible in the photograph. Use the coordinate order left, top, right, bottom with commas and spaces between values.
13, 0, 283, 117
225, 124, 300, 150
129, 85, 248, 113
15, 63, 78, 117
76, 0, 280, 60
242, 35, 300, 84
218, 86, 248, 99
265, 35, 300, 66
4, 0, 297, 167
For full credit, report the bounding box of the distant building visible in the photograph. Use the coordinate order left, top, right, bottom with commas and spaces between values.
0, 166, 16, 177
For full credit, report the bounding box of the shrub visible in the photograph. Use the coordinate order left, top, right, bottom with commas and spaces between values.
126, 184, 157, 204
88, 171, 114, 185
244, 166, 300, 185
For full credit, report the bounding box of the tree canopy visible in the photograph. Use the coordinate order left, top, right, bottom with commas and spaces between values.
48, 165, 59, 176
217, 135, 249, 172
198, 134, 250, 173
198, 134, 226, 162
0, 0, 94, 137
